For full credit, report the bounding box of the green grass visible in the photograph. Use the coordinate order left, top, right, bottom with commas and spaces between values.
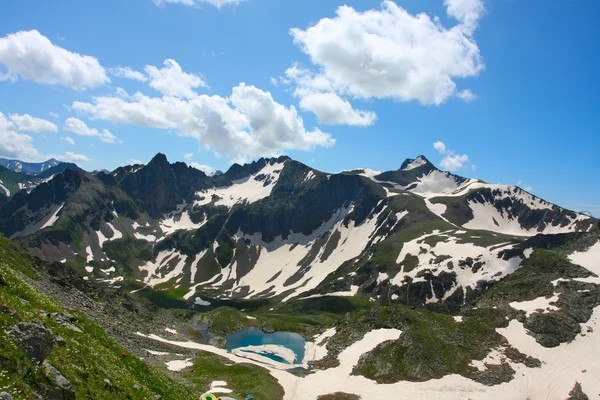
346, 305, 512, 383
134, 284, 189, 309
0, 235, 195, 399
102, 237, 153, 274
0, 169, 28, 196
183, 352, 284, 400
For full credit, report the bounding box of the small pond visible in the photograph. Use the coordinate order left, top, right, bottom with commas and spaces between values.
225, 327, 306, 365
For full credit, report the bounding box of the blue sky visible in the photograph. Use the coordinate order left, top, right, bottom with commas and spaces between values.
0, 0, 598, 215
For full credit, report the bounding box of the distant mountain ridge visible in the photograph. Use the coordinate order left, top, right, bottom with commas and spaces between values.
0, 159, 84, 198
0, 152, 596, 309
0, 157, 61, 175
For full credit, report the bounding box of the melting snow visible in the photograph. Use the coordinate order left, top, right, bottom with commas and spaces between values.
165, 359, 193, 371
510, 294, 561, 317
569, 241, 600, 275
40, 203, 64, 229
402, 157, 427, 171
232, 345, 297, 364
0, 181, 10, 196
195, 160, 286, 209
194, 297, 211, 306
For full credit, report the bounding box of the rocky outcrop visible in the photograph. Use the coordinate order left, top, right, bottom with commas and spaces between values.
41, 361, 76, 400
9, 321, 56, 362
567, 382, 589, 400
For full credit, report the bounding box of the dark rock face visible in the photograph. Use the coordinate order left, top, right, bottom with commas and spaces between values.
41, 361, 76, 400
374, 155, 453, 188
9, 321, 56, 362
567, 382, 589, 400
116, 153, 209, 218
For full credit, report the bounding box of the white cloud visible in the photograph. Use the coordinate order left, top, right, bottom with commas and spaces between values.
297, 91, 377, 127
127, 158, 143, 165
61, 151, 91, 162
49, 112, 60, 119
8, 114, 58, 133
153, 0, 244, 8
62, 136, 76, 145
0, 30, 108, 89
0, 112, 42, 160
433, 141, 448, 154
287, 1, 484, 108
0, 112, 86, 163
444, 0, 485, 35
433, 140, 471, 171
184, 153, 194, 161
440, 153, 469, 171
73, 84, 334, 162
145, 59, 207, 99
63, 117, 119, 144
190, 162, 215, 175
457, 89, 477, 102
110, 66, 148, 82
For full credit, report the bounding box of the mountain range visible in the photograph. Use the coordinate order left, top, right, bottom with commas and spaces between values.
0, 153, 598, 399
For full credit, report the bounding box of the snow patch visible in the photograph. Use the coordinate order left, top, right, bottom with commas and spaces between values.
165, 359, 193, 371
41, 203, 64, 229
195, 160, 286, 209
510, 294, 561, 317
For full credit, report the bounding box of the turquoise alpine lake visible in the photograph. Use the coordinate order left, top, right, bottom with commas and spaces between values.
224, 327, 306, 364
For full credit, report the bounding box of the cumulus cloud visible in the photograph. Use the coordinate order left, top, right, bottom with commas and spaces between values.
0, 112, 42, 160
283, 0, 484, 124
440, 153, 470, 171
444, 0, 485, 35
183, 153, 194, 161
190, 163, 215, 175
153, 0, 244, 8
433, 141, 448, 154
60, 152, 91, 162
8, 114, 58, 133
127, 158, 143, 165
457, 89, 477, 102
63, 117, 120, 144
145, 59, 207, 99
73, 84, 334, 162
283, 65, 376, 127
0, 30, 108, 89
110, 66, 148, 82
0, 112, 87, 162
49, 112, 60, 119
433, 141, 471, 171
62, 136, 76, 145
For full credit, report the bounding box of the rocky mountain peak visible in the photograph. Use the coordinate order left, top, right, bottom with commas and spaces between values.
399, 155, 436, 172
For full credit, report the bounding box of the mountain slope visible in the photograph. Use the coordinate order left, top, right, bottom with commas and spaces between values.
0, 157, 61, 175
0, 153, 595, 308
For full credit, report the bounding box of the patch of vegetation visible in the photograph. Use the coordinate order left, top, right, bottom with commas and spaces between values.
184, 352, 284, 400
477, 249, 592, 307
134, 284, 189, 309
0, 235, 195, 399
320, 304, 527, 385
103, 237, 153, 274
317, 393, 361, 400
0, 168, 28, 196
198, 307, 255, 336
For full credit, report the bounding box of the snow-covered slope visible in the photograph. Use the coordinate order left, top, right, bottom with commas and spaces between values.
194, 159, 286, 209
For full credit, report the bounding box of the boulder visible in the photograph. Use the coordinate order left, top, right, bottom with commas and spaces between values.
42, 361, 76, 400
9, 321, 56, 362
567, 382, 589, 400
